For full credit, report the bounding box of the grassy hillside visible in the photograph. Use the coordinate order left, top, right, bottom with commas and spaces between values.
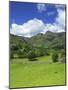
10, 31, 65, 49
28, 31, 65, 49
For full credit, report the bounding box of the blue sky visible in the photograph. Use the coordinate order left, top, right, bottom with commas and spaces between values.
10, 1, 66, 37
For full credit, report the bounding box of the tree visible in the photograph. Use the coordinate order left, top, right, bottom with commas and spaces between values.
27, 51, 37, 61
39, 47, 50, 56
52, 52, 59, 62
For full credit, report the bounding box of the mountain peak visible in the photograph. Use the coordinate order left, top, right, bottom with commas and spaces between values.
45, 31, 53, 34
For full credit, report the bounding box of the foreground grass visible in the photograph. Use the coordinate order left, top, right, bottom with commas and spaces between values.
10, 56, 66, 88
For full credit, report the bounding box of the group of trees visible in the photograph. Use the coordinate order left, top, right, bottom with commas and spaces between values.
10, 43, 50, 60
10, 42, 65, 63
27, 50, 65, 63
52, 50, 66, 63
27, 51, 37, 61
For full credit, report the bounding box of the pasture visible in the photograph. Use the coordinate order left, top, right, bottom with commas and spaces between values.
10, 56, 66, 88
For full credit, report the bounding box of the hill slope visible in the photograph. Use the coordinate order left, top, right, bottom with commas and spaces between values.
28, 31, 65, 49
10, 31, 66, 58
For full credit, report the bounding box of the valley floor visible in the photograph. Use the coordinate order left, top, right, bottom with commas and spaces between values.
10, 56, 66, 88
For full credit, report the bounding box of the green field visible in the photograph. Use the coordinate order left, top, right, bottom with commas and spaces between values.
10, 56, 66, 88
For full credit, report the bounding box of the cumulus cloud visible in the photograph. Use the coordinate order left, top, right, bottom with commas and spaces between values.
50, 5, 65, 33
55, 6, 65, 30
10, 18, 65, 37
10, 18, 45, 37
43, 23, 64, 34
37, 3, 46, 13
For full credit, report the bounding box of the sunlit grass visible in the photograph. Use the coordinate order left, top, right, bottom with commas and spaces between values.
10, 56, 66, 88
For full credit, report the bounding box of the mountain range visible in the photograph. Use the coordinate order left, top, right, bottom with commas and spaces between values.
10, 31, 66, 50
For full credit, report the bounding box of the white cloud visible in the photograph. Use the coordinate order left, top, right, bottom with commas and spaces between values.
55, 8, 65, 30
43, 23, 64, 34
36, 3, 65, 30
37, 3, 55, 16
10, 18, 45, 37
42, 5, 65, 34
10, 18, 65, 37
37, 3, 46, 13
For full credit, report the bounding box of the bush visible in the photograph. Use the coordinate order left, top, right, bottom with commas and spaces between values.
28, 51, 37, 61
39, 47, 50, 56
52, 52, 59, 62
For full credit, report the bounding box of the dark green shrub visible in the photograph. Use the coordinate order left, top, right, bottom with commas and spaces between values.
28, 51, 37, 61
52, 52, 59, 62
39, 47, 50, 56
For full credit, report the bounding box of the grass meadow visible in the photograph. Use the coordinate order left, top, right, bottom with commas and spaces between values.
10, 56, 66, 88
